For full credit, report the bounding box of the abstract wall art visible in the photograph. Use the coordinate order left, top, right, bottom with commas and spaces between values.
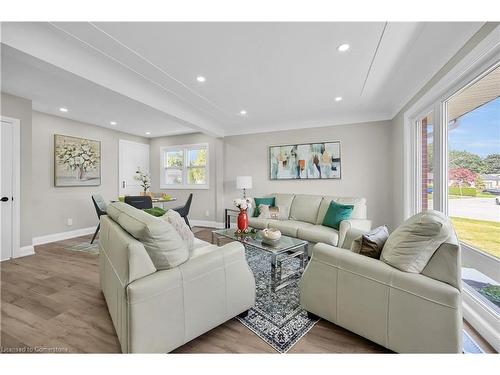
269, 141, 341, 180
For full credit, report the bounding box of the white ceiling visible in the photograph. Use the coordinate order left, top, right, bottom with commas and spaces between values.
1, 45, 195, 138
0, 22, 485, 137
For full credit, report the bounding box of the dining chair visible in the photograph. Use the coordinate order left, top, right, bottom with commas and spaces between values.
124, 195, 153, 210
91, 194, 108, 244
173, 193, 193, 229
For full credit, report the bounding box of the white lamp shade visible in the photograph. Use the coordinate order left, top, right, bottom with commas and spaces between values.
236, 176, 253, 190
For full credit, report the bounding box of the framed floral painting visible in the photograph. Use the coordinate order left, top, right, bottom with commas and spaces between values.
54, 134, 101, 187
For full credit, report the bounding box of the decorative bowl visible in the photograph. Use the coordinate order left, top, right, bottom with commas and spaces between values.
260, 228, 282, 246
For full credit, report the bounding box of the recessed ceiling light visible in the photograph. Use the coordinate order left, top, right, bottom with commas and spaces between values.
59, 107, 68, 112
196, 76, 206, 83
337, 43, 350, 52
110, 121, 117, 125
334, 96, 343, 102
239, 110, 247, 116
145, 131, 151, 135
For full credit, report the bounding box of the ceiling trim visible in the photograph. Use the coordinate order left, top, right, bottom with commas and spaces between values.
360, 22, 387, 96
87, 22, 233, 119
223, 112, 393, 136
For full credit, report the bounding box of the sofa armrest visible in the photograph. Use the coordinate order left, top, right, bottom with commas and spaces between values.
338, 219, 371, 248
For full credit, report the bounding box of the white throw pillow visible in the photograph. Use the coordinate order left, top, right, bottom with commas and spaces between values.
380, 210, 453, 273
163, 209, 195, 251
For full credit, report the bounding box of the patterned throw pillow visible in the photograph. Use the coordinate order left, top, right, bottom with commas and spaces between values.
163, 209, 194, 251
258, 204, 290, 220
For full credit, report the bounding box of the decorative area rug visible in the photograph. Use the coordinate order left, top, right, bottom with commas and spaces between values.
236, 246, 319, 353
64, 241, 100, 254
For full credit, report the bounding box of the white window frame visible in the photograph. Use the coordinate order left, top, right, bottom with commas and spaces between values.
160, 143, 209, 190
403, 26, 500, 351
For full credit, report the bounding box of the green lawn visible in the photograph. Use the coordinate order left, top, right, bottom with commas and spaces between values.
451, 217, 500, 259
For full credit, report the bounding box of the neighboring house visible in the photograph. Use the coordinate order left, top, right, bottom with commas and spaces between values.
481, 174, 500, 189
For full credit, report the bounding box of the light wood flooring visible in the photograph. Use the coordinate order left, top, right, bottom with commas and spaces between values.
0, 228, 495, 353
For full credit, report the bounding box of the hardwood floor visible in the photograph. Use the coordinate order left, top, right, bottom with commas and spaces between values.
0, 229, 495, 354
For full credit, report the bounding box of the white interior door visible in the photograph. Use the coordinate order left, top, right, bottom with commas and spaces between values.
1, 120, 14, 261
119, 140, 150, 196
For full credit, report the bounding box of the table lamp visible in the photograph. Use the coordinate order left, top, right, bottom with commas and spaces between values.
236, 176, 252, 199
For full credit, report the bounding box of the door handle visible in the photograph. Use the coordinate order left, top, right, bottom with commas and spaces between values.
1, 197, 9, 202
122, 181, 126, 188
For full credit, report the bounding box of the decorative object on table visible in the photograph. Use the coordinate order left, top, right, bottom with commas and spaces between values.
143, 207, 167, 217
118, 196, 125, 202
322, 201, 354, 230
162, 193, 173, 200
260, 228, 282, 246
90, 194, 107, 244
253, 197, 275, 217
233, 197, 252, 232
236, 176, 253, 198
134, 167, 151, 194
269, 141, 341, 180
351, 225, 390, 259
54, 134, 101, 186
236, 246, 318, 353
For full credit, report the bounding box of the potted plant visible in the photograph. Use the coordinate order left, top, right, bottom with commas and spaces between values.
134, 168, 151, 195
233, 198, 252, 233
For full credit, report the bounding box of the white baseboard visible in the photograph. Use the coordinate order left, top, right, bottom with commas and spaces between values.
190, 220, 224, 229
14, 245, 35, 258
33, 227, 96, 246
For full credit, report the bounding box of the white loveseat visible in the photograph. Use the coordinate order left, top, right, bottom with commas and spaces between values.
99, 203, 256, 353
300, 216, 463, 353
248, 193, 371, 253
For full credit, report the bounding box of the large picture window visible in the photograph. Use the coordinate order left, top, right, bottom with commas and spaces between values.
408, 60, 499, 350
160, 144, 208, 189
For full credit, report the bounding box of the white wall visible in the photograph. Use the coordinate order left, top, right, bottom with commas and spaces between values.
1, 92, 32, 247
31, 111, 148, 238
150, 132, 225, 225
224, 120, 394, 228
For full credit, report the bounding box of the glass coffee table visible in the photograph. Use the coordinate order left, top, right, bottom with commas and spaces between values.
212, 228, 309, 291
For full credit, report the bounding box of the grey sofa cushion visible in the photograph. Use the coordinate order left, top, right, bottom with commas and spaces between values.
248, 217, 270, 229
107, 202, 189, 270
297, 225, 339, 246
267, 220, 313, 237
381, 210, 453, 273
290, 194, 323, 224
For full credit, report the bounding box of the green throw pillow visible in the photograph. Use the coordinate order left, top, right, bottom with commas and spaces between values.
322, 201, 354, 230
253, 197, 275, 217
143, 207, 167, 217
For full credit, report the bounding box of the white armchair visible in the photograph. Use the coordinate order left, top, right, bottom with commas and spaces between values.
300, 225, 462, 353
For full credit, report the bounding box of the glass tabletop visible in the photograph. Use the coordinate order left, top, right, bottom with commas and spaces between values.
212, 228, 308, 254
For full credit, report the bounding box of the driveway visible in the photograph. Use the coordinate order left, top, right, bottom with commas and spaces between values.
449, 198, 500, 222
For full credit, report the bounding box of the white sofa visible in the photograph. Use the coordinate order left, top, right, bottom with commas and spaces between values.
248, 193, 371, 253
99, 203, 256, 353
300, 219, 463, 353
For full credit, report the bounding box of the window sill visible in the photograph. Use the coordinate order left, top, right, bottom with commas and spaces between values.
160, 185, 209, 190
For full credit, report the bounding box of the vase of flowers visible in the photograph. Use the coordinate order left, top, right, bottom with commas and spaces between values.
134, 167, 151, 194
56, 140, 98, 181
233, 198, 252, 232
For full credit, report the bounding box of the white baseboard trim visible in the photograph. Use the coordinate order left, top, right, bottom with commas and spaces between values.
33, 227, 96, 246
190, 220, 224, 229
15, 245, 35, 258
